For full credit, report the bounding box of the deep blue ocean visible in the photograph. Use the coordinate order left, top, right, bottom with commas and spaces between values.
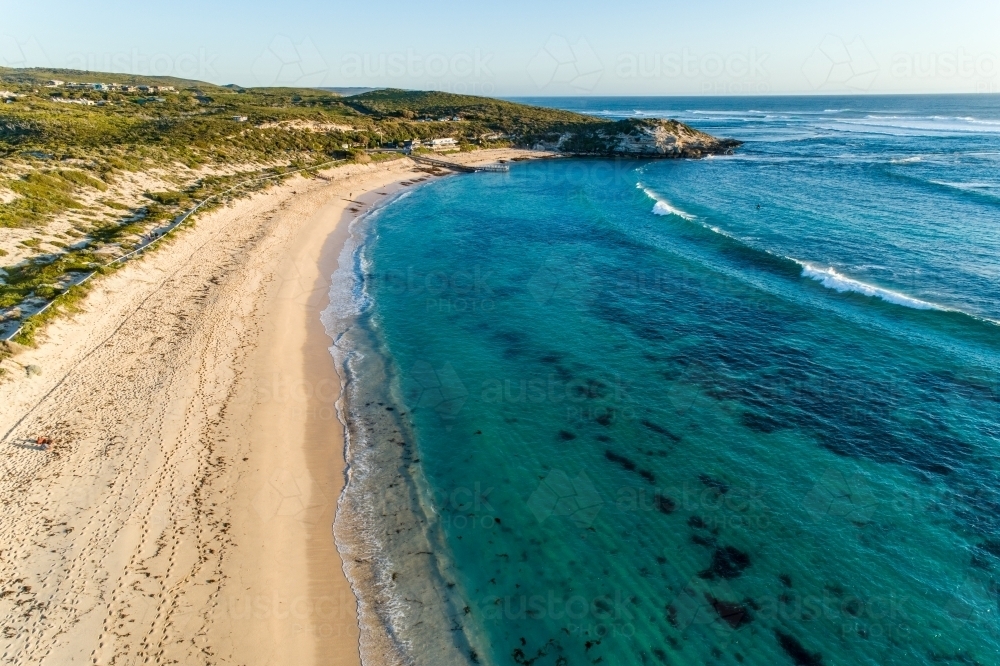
328, 96, 1000, 666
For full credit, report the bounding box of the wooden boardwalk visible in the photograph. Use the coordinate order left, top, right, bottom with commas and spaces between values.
410, 154, 510, 173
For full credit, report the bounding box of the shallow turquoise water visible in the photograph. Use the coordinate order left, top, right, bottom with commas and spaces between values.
340, 96, 1000, 666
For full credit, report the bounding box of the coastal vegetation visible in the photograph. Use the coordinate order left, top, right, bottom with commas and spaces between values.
0, 67, 736, 343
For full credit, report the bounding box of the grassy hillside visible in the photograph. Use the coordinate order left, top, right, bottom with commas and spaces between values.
0, 69, 737, 346
345, 89, 599, 135
0, 68, 369, 171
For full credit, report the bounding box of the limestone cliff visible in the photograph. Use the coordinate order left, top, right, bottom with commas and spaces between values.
532, 118, 741, 158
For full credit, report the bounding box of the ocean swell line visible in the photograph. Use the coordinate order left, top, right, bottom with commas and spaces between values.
636, 186, 996, 323
797, 262, 940, 310
638, 183, 696, 219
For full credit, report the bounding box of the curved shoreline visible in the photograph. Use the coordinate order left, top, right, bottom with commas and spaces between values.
324, 164, 487, 666
0, 157, 422, 665
0, 149, 544, 665
325, 149, 555, 666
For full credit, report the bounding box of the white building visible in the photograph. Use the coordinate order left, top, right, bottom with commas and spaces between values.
427, 138, 458, 149
51, 97, 96, 106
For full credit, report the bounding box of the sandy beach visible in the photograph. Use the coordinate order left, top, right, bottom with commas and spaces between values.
0, 149, 543, 665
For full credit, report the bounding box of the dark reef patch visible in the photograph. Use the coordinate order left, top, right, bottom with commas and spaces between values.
573, 379, 608, 400
605, 450, 637, 471
742, 410, 785, 433
700, 546, 751, 579
706, 594, 752, 628
641, 419, 682, 442
699, 474, 730, 494
654, 494, 676, 514
774, 630, 823, 666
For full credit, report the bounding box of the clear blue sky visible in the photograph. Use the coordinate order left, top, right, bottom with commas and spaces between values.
2, 0, 998, 95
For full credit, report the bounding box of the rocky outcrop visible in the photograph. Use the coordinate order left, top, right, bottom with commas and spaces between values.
532, 118, 740, 158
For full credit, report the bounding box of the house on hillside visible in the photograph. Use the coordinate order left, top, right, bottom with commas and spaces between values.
51, 97, 96, 106
427, 138, 458, 150
45, 80, 64, 87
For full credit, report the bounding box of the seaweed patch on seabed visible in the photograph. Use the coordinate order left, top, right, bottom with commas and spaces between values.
654, 494, 676, 514
705, 594, 753, 628
641, 419, 682, 442
774, 630, 824, 666
699, 474, 730, 495
699, 546, 751, 579
611, 273, 996, 494
605, 449, 657, 483
606, 450, 637, 471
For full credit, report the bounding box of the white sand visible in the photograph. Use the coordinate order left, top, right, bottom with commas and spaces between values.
0, 148, 549, 665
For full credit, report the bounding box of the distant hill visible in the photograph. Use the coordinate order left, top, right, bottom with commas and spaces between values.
317, 87, 375, 97
0, 73, 738, 159
346, 89, 596, 134
0, 67, 226, 91
346, 89, 740, 157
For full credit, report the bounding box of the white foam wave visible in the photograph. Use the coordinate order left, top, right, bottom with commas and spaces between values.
321, 190, 414, 336
652, 200, 696, 219
834, 115, 1000, 135
929, 180, 997, 191
798, 263, 941, 310
637, 183, 696, 220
